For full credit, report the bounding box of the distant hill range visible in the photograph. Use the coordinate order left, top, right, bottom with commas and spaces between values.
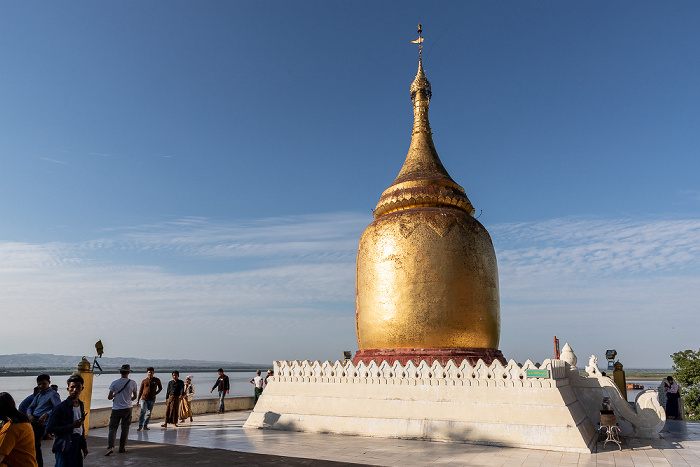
0, 353, 265, 371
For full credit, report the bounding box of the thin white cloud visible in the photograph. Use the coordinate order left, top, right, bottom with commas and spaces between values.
88, 213, 368, 263
492, 218, 700, 277
38, 157, 66, 164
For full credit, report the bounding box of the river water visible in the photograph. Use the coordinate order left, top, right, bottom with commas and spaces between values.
0, 371, 258, 409
627, 379, 664, 403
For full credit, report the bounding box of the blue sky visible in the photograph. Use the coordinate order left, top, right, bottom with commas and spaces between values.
1, 2, 699, 368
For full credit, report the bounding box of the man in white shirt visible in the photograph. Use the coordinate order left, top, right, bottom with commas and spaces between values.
105, 364, 138, 456
249, 370, 264, 404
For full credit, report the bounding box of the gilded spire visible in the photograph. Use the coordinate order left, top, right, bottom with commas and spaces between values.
372, 26, 475, 220
410, 59, 432, 135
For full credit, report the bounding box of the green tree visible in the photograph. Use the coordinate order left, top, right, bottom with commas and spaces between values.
671, 349, 700, 420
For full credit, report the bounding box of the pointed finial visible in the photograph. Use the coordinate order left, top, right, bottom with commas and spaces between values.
418, 23, 422, 58
410, 23, 424, 58
372, 27, 475, 219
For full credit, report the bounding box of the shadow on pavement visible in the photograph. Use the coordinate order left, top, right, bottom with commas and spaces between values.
76, 439, 376, 466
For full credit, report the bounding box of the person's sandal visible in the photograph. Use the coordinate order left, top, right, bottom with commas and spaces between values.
105, 449, 114, 456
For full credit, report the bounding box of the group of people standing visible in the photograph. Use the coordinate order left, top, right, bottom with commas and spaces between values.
0, 373, 87, 467
105, 364, 197, 456
0, 366, 269, 466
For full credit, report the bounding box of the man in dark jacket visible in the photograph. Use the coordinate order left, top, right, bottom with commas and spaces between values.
210, 369, 230, 413
46, 374, 88, 466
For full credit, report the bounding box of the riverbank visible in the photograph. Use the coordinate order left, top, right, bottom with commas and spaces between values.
624, 370, 673, 380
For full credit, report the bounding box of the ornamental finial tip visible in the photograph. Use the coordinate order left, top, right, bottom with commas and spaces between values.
410, 23, 424, 59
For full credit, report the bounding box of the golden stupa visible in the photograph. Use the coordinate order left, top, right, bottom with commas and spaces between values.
354, 28, 502, 365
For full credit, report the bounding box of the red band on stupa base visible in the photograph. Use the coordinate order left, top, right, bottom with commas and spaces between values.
352, 348, 506, 367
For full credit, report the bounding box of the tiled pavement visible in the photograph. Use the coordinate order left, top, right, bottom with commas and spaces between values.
42, 411, 700, 466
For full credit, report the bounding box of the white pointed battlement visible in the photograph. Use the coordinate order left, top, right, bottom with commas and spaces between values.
271, 358, 566, 386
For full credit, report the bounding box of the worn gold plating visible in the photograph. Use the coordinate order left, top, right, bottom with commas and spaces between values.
356, 53, 501, 351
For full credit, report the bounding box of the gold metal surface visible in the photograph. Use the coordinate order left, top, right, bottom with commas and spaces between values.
373, 60, 474, 219
77, 359, 94, 435
356, 53, 500, 351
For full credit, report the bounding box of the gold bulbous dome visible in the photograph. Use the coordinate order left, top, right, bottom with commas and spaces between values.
355, 58, 501, 352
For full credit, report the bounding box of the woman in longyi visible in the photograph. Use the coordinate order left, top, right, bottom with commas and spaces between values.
179, 376, 195, 424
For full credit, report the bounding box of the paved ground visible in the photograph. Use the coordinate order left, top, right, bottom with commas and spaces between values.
38, 411, 700, 466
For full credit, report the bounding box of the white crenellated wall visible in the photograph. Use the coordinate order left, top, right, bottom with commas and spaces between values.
272, 357, 567, 386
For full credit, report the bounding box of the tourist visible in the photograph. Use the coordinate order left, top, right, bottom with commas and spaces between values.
179, 375, 195, 424
162, 371, 184, 428
46, 374, 88, 466
18, 387, 40, 415
664, 376, 680, 420
0, 392, 38, 467
26, 374, 60, 467
105, 364, 138, 456
264, 369, 273, 388
210, 369, 229, 414
250, 370, 264, 404
136, 367, 162, 431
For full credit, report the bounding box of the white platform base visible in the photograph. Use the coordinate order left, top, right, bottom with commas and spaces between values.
244, 359, 609, 453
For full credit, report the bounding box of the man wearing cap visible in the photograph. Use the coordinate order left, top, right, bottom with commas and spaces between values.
105, 364, 138, 456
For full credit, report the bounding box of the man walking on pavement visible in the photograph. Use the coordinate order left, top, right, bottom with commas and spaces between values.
136, 367, 162, 431
26, 374, 60, 467
105, 364, 138, 456
210, 369, 229, 414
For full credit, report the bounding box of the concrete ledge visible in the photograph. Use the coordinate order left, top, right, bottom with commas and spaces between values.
89, 396, 254, 429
